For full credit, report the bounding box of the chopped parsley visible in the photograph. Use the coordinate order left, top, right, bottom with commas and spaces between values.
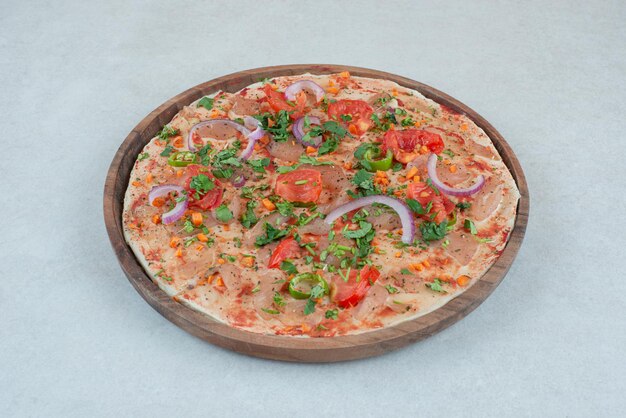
385, 284, 399, 294
342, 221, 373, 239
325, 309, 339, 320
280, 260, 298, 275
255, 110, 291, 142
240, 200, 259, 229
275, 201, 295, 217
442, 149, 455, 158
406, 199, 433, 216
247, 157, 270, 173
464, 219, 477, 235
138, 152, 150, 161
420, 220, 448, 241
189, 174, 215, 198
273, 292, 286, 307
197, 96, 214, 110
400, 268, 413, 275
160, 145, 174, 157
215, 204, 233, 222
426, 278, 446, 293
157, 125, 179, 141
255, 222, 290, 246
456, 201, 472, 211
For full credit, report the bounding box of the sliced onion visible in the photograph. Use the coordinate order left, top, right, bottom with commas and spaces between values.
427, 153, 485, 196
230, 174, 247, 188
239, 116, 265, 161
187, 119, 251, 152
284, 80, 325, 103
325, 195, 415, 244
148, 184, 188, 225
293, 116, 322, 148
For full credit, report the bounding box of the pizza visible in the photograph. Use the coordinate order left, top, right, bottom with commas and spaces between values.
122, 72, 520, 336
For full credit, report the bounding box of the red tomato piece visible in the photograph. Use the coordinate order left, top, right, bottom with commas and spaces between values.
406, 181, 455, 224
333, 265, 381, 308
275, 168, 323, 203
268, 237, 302, 269
262, 84, 306, 119
183, 165, 224, 211
381, 129, 444, 164
327, 99, 373, 136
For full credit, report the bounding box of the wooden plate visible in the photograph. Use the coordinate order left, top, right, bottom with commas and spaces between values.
104, 64, 529, 362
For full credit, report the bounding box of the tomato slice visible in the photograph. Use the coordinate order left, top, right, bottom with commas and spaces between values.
268, 237, 302, 269
275, 168, 323, 203
262, 84, 306, 119
406, 181, 455, 224
333, 265, 381, 308
327, 99, 373, 136
381, 129, 444, 164
183, 165, 224, 211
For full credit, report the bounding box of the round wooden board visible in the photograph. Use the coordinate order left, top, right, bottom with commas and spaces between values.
104, 64, 529, 362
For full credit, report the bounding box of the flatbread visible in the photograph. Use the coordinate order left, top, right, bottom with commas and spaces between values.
122, 73, 519, 336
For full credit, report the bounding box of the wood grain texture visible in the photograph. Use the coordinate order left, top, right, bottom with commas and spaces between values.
103, 64, 529, 362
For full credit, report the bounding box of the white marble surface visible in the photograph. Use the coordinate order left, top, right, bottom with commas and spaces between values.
1, 1, 625, 416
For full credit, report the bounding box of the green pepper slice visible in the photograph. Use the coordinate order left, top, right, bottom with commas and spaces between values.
363, 149, 393, 172
288, 273, 330, 300
168, 151, 197, 167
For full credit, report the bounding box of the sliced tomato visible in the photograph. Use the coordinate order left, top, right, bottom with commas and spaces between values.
262, 84, 306, 119
183, 165, 223, 211
406, 181, 455, 224
381, 129, 444, 164
333, 265, 381, 308
268, 237, 302, 269
275, 168, 323, 203
327, 99, 373, 136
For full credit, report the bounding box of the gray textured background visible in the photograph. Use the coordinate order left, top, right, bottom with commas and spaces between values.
1, 1, 625, 417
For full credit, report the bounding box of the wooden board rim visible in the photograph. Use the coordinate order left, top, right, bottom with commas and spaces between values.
103, 64, 529, 362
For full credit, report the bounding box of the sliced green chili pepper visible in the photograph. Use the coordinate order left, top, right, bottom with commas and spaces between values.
168, 151, 197, 167
363, 149, 393, 172
288, 273, 329, 299
446, 209, 457, 231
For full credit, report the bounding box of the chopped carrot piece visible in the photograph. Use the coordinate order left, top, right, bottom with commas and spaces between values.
420, 145, 429, 154
413, 175, 421, 183
457, 275, 470, 286
306, 146, 316, 155
413, 121, 422, 127
262, 198, 276, 211
151, 214, 161, 224
443, 159, 452, 165
145, 173, 153, 185
216, 276, 224, 287
259, 135, 270, 145
339, 71, 351, 78
210, 109, 220, 119
449, 165, 457, 173
176, 169, 184, 178
394, 252, 402, 258
423, 260, 431, 268
172, 136, 184, 148
207, 274, 215, 284
191, 212, 203, 227
152, 197, 165, 207
419, 191, 430, 198
406, 166, 419, 180
328, 86, 339, 94
413, 263, 424, 271
267, 119, 276, 128
217, 258, 225, 264
195, 244, 204, 251
240, 256, 255, 268
197, 233, 209, 242
169, 237, 180, 248
391, 88, 398, 97
222, 224, 230, 231
175, 247, 183, 258
328, 79, 335, 87
131, 181, 141, 187
343, 161, 352, 170
460, 123, 468, 132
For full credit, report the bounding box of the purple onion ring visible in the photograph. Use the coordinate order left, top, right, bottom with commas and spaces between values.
187, 119, 251, 152
148, 184, 188, 225
325, 195, 415, 244
293, 116, 322, 148
426, 153, 485, 196
284, 80, 325, 103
